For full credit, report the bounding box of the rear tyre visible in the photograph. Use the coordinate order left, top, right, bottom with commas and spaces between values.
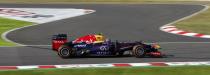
58, 45, 74, 58
132, 45, 146, 58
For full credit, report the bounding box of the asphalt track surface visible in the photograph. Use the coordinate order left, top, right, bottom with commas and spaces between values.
0, 4, 210, 66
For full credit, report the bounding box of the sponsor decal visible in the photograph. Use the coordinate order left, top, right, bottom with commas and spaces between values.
96, 52, 111, 55
0, 8, 95, 23
0, 8, 34, 16
99, 46, 109, 51
0, 8, 53, 18
53, 40, 66, 43
74, 44, 87, 47
22, 14, 53, 18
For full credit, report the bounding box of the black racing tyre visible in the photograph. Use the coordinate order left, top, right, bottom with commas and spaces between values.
58, 45, 74, 58
132, 45, 146, 58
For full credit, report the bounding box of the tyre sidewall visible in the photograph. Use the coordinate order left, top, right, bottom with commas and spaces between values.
58, 45, 71, 58
132, 45, 145, 58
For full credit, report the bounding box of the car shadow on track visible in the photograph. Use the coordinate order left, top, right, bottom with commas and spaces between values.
26, 46, 176, 59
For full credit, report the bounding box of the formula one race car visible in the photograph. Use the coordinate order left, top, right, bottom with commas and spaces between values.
52, 34, 164, 58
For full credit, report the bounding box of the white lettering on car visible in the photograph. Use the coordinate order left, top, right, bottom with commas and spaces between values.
53, 40, 65, 43
100, 46, 109, 51
74, 44, 87, 47
97, 52, 110, 55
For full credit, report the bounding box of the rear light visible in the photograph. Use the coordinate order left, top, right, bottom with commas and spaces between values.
52, 34, 67, 51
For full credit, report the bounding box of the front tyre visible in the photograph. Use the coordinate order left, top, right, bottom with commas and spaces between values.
132, 45, 146, 58
58, 45, 73, 58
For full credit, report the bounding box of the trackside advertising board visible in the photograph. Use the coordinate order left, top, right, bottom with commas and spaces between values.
0, 8, 95, 23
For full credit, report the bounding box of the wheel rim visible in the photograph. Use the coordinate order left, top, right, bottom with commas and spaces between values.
136, 47, 144, 55
60, 48, 70, 56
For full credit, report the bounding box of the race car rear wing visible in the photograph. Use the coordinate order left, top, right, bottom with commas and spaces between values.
52, 34, 68, 51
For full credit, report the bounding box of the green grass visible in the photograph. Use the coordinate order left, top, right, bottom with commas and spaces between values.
0, 66, 210, 75
0, 18, 33, 46
175, 4, 210, 35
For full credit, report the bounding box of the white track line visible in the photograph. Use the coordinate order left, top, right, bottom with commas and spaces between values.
161, 5, 209, 27
160, 5, 210, 38
1, 24, 38, 46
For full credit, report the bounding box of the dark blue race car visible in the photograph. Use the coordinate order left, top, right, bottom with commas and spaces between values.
52, 34, 164, 58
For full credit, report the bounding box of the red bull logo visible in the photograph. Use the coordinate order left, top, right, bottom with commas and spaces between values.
73, 34, 105, 44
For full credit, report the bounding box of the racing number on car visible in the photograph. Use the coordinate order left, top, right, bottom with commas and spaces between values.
100, 46, 108, 51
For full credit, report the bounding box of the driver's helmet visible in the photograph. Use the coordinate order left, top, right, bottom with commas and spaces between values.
93, 34, 105, 43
